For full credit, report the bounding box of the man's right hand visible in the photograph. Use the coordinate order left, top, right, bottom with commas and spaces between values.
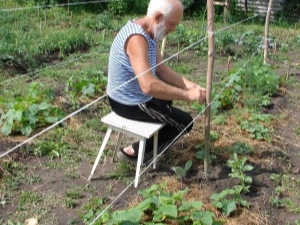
187, 86, 206, 103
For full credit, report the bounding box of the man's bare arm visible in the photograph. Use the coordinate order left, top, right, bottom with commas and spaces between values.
125, 35, 204, 102
155, 46, 202, 90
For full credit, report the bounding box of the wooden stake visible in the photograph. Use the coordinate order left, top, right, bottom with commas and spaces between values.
177, 42, 180, 61
286, 60, 291, 81
70, 11, 73, 24
204, 0, 215, 179
294, 23, 297, 36
264, 0, 274, 64
224, 0, 228, 23
227, 56, 231, 74
68, 0, 70, 16
161, 37, 167, 58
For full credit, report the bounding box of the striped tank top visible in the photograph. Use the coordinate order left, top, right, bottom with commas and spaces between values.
107, 20, 157, 105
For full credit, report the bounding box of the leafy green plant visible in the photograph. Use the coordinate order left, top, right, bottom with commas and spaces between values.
0, 83, 65, 136
82, 183, 223, 224
196, 148, 216, 164
79, 197, 111, 224
65, 198, 76, 209
228, 141, 252, 155
212, 114, 227, 125
241, 120, 271, 141
172, 160, 192, 189
136, 183, 223, 224
40, 28, 91, 56
211, 153, 253, 216
66, 189, 82, 199
243, 59, 279, 96
17, 191, 41, 211
227, 153, 253, 193
65, 70, 107, 106
26, 139, 71, 159
269, 196, 284, 208
219, 57, 280, 110
269, 173, 300, 213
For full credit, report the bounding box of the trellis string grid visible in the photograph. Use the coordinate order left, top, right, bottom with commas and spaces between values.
0, 14, 258, 159
88, 45, 262, 225
0, 2, 268, 224
0, 0, 115, 12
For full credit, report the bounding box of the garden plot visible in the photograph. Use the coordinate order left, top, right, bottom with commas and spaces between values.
1, 4, 300, 225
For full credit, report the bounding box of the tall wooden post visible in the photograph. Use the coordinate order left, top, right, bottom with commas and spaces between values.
264, 0, 274, 64
204, 0, 215, 178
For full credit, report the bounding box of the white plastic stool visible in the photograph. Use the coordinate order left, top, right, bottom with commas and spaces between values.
88, 112, 164, 187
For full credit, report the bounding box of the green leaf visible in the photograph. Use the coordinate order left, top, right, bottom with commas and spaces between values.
1, 121, 12, 136
239, 198, 249, 207
82, 83, 95, 96
221, 200, 236, 216
193, 211, 214, 225
112, 208, 143, 223
178, 201, 203, 212
25, 109, 39, 124
172, 166, 186, 177
6, 109, 16, 124
45, 116, 58, 123
244, 176, 253, 184
29, 104, 39, 114
21, 125, 33, 136
153, 204, 177, 221
137, 197, 158, 211
14, 110, 23, 122
172, 189, 187, 201
184, 160, 192, 171
243, 164, 254, 171
200, 211, 214, 225
39, 102, 50, 110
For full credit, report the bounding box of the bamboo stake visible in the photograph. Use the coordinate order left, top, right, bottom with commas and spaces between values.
227, 56, 231, 75
68, 0, 70, 16
161, 37, 167, 58
264, 0, 274, 64
177, 42, 180, 61
286, 60, 291, 81
70, 11, 73, 25
204, 0, 215, 179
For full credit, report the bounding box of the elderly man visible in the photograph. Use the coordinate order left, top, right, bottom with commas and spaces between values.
107, 0, 206, 163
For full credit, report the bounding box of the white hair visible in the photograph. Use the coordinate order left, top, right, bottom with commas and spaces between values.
147, 0, 183, 18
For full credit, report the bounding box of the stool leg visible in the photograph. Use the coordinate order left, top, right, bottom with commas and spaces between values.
153, 132, 158, 169
135, 138, 146, 188
88, 127, 113, 181
112, 132, 124, 162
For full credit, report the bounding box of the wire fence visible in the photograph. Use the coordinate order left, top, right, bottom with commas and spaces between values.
0, 0, 115, 12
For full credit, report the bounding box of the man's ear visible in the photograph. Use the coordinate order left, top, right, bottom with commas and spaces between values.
154, 12, 164, 24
